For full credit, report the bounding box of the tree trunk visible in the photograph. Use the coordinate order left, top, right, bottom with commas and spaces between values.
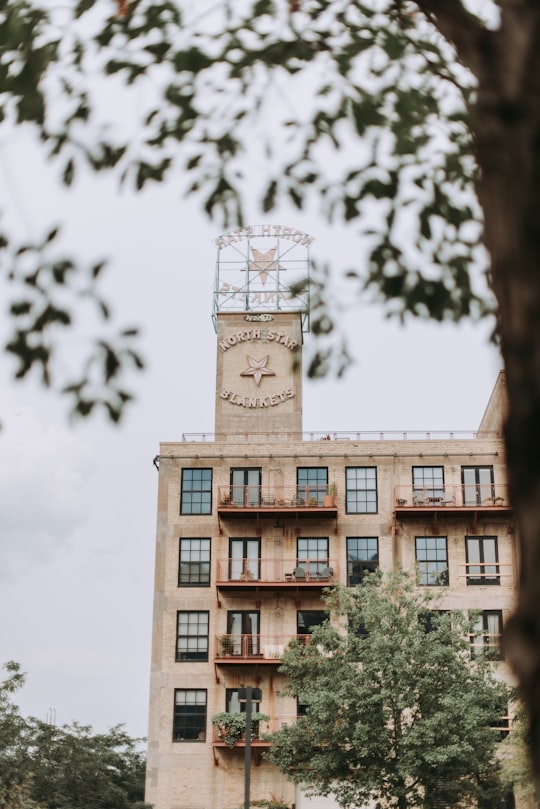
471, 5, 540, 791
419, 0, 540, 790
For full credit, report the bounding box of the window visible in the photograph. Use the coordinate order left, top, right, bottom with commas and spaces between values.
181, 469, 212, 514
297, 537, 329, 579
225, 690, 263, 738
230, 468, 261, 506
229, 538, 260, 581
176, 611, 209, 662
461, 465, 494, 506
412, 466, 444, 499
297, 610, 329, 638
225, 689, 263, 713
347, 537, 378, 586
471, 610, 503, 660
227, 610, 260, 656
466, 536, 500, 584
178, 539, 211, 586
173, 689, 206, 741
415, 537, 449, 585
419, 610, 448, 633
346, 467, 377, 513
297, 467, 328, 506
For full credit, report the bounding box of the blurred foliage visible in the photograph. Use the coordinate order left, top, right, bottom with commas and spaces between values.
0, 0, 493, 413
0, 661, 150, 809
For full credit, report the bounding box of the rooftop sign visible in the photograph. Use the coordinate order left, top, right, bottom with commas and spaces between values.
212, 223, 313, 333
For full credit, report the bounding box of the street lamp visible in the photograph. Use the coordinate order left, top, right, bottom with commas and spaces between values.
238, 686, 263, 809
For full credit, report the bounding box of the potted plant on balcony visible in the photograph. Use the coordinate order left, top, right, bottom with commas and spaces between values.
323, 483, 336, 508
219, 635, 234, 656
212, 711, 270, 748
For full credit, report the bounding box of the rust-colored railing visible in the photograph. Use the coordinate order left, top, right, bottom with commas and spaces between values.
216, 557, 337, 583
218, 484, 337, 509
394, 484, 509, 509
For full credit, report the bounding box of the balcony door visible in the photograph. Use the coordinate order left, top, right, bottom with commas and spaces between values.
462, 466, 494, 505
229, 538, 261, 581
227, 610, 260, 656
231, 468, 261, 506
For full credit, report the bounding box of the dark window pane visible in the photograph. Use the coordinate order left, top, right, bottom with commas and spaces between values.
412, 466, 444, 499
297, 537, 329, 578
173, 689, 206, 741
179, 539, 211, 586
346, 467, 377, 514
176, 611, 209, 662
466, 536, 500, 584
297, 467, 328, 506
415, 537, 448, 586
297, 610, 328, 635
181, 469, 212, 514
347, 537, 379, 586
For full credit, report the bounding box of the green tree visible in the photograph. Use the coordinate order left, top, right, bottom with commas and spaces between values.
266, 569, 510, 809
0, 662, 150, 809
4, 0, 540, 778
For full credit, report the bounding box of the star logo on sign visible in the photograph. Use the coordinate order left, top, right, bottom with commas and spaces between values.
240, 355, 276, 386
249, 248, 284, 284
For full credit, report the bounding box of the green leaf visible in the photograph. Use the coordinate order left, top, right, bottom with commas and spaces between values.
74, 0, 96, 17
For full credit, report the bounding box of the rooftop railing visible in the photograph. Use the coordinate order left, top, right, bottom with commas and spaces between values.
182, 430, 499, 443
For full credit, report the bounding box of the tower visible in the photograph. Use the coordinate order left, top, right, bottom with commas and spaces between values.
213, 224, 312, 439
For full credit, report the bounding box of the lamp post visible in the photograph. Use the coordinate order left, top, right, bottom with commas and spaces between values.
238, 686, 262, 809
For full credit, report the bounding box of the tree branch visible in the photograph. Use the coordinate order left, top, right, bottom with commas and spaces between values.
413, 0, 494, 78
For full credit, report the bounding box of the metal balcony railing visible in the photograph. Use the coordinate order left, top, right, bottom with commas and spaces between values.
216, 557, 337, 584
215, 634, 313, 661
394, 484, 510, 509
211, 715, 298, 745
218, 484, 337, 509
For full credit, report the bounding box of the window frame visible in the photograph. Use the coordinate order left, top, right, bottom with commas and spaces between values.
461, 465, 495, 506
229, 537, 261, 581
180, 468, 213, 515
173, 689, 207, 742
175, 610, 209, 662
296, 537, 329, 579
230, 467, 262, 507
226, 610, 261, 656
465, 536, 500, 585
412, 466, 445, 499
296, 610, 329, 637
345, 466, 377, 514
346, 537, 379, 586
178, 538, 211, 587
415, 536, 449, 586
296, 467, 328, 506
470, 609, 503, 660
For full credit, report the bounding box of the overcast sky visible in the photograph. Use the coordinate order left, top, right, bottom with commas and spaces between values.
0, 98, 503, 738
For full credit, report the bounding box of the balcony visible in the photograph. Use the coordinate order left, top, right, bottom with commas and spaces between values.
394, 484, 510, 513
211, 715, 296, 747
214, 633, 310, 664
216, 557, 338, 592
217, 485, 337, 514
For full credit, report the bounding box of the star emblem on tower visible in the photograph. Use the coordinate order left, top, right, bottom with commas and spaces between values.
240, 355, 276, 386
249, 247, 284, 284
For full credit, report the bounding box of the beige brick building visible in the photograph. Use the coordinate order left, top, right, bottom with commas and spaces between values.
146, 227, 518, 809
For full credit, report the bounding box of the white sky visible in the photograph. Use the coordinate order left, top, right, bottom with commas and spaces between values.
0, 117, 502, 738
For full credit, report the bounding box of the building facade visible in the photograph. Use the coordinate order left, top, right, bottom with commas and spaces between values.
145, 227, 518, 809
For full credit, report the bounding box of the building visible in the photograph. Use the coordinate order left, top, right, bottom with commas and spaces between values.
145, 225, 517, 809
